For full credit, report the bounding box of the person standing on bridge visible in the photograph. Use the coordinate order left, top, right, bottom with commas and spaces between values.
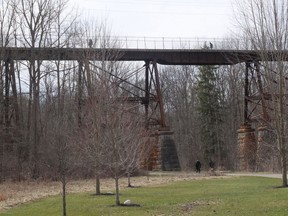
88, 39, 93, 48
209, 42, 213, 49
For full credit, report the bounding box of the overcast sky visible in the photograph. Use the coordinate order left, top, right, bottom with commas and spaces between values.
70, 0, 235, 39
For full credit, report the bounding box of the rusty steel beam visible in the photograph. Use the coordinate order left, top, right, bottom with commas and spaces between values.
152, 61, 166, 129
244, 62, 250, 124
144, 61, 150, 129
255, 62, 270, 122
1, 47, 288, 65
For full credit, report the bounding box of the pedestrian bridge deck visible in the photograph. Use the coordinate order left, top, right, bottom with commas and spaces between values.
0, 47, 287, 65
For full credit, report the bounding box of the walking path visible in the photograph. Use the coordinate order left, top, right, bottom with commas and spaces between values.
226, 172, 284, 179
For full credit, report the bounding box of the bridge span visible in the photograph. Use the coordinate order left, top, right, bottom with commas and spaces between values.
1, 47, 288, 65
2, 46, 288, 171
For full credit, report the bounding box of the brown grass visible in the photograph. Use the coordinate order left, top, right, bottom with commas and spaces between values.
0, 171, 226, 212
0, 195, 7, 202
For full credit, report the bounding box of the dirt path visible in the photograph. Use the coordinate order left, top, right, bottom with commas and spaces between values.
0, 171, 224, 212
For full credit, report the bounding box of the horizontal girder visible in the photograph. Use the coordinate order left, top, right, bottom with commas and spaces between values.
1, 47, 288, 65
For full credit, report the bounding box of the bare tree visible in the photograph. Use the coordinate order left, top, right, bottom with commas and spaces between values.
101, 100, 146, 205
235, 0, 288, 186
44, 109, 76, 216
0, 0, 22, 182
10, 0, 64, 178
79, 90, 107, 195
78, 70, 146, 205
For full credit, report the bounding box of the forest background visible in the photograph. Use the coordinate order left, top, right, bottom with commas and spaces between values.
0, 0, 287, 185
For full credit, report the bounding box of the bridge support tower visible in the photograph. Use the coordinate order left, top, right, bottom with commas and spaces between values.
237, 61, 273, 171
141, 61, 180, 171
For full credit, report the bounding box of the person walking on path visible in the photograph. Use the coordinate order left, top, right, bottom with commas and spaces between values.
195, 160, 201, 173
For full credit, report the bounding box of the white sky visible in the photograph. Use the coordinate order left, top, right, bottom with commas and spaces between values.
70, 0, 235, 39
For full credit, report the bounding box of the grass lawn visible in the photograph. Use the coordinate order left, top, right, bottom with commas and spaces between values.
1, 176, 288, 215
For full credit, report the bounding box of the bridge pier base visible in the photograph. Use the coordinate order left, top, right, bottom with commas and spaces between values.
237, 124, 257, 171
160, 134, 181, 171
143, 133, 181, 171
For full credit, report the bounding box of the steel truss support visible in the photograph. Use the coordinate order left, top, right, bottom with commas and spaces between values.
143, 61, 177, 170
244, 61, 270, 124
239, 61, 272, 172
144, 60, 170, 133
3, 59, 19, 130
77, 59, 170, 133
77, 59, 174, 171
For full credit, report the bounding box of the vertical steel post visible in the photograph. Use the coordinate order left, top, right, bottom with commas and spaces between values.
4, 59, 10, 130
9, 60, 20, 124
144, 61, 149, 128
255, 61, 269, 122
153, 61, 166, 128
78, 61, 83, 127
244, 62, 250, 124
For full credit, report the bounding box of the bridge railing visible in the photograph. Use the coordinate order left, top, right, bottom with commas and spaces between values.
113, 36, 235, 50
10, 34, 242, 50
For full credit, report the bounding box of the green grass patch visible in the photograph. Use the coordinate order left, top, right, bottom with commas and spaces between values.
1, 176, 288, 215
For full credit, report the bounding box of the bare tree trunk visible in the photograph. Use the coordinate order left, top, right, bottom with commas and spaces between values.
77, 61, 83, 127
115, 177, 120, 206
0, 117, 3, 182
0, 132, 3, 183
62, 172, 67, 216
278, 63, 287, 187
95, 174, 100, 195
31, 61, 40, 179
280, 146, 287, 187
1, 60, 10, 181
9, 60, 23, 180
0, 63, 3, 181
4, 60, 10, 131
127, 172, 132, 187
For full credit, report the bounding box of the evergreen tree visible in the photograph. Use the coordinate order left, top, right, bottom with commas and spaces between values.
196, 61, 224, 166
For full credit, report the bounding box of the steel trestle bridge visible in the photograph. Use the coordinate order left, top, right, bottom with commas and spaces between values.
1, 47, 288, 129
2, 46, 288, 170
